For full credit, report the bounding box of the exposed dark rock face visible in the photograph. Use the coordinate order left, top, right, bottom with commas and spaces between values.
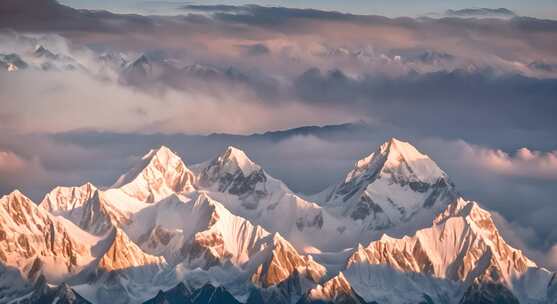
191, 284, 241, 304
15, 276, 91, 304
422, 178, 456, 208
144, 282, 192, 304
549, 273, 557, 304
349, 194, 383, 221
247, 273, 304, 304
198, 148, 269, 210
297, 289, 367, 304
296, 211, 324, 231
144, 283, 240, 304
459, 282, 520, 304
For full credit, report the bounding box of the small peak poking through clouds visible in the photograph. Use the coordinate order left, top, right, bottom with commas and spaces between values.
218, 146, 260, 176
445, 8, 516, 18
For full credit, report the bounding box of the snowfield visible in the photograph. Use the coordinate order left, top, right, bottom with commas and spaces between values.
1, 139, 555, 304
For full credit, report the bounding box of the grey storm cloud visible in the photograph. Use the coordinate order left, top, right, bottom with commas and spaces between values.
294, 68, 557, 148
184, 4, 360, 24
0, 0, 154, 32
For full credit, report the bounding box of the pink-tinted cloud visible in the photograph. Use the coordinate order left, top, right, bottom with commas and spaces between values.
449, 141, 557, 180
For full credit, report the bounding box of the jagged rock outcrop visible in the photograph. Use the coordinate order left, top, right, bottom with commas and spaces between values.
249, 233, 325, 288
129, 193, 270, 267
196, 146, 266, 199
302, 272, 365, 304
190, 284, 241, 304
144, 283, 241, 304
97, 228, 166, 273
346, 198, 535, 284
40, 183, 97, 219
322, 199, 550, 303
2, 141, 555, 304
459, 280, 520, 304
78, 190, 130, 235
40, 184, 131, 235
0, 262, 32, 303
143, 282, 192, 304
13, 275, 92, 304
0, 191, 95, 282
192, 146, 334, 250
247, 271, 306, 304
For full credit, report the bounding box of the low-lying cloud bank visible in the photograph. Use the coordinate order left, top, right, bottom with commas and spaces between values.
448, 142, 557, 180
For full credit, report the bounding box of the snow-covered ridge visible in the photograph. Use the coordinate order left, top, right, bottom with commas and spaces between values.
346, 138, 447, 185
2, 139, 555, 304
346, 198, 536, 281
112, 146, 195, 204
40, 183, 132, 235
192, 146, 338, 250
310, 198, 551, 303
247, 232, 326, 288
40, 182, 97, 218
0, 190, 100, 284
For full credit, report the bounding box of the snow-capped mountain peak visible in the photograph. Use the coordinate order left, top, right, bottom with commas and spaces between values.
33, 44, 57, 59
304, 271, 366, 304
126, 54, 150, 70
346, 137, 446, 185
249, 232, 326, 288
0, 190, 99, 283
2, 141, 555, 304
215, 146, 259, 176
112, 145, 195, 203
98, 227, 166, 272
321, 197, 554, 304
345, 198, 537, 286
40, 182, 97, 216
194, 146, 267, 196
319, 137, 457, 234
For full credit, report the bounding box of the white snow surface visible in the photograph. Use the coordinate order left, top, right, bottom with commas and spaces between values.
2, 139, 555, 304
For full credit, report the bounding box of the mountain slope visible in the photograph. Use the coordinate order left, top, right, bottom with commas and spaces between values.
40, 183, 130, 235
0, 190, 99, 283
40, 183, 97, 217
96, 227, 166, 273
2, 140, 555, 304
11, 275, 92, 304
143, 283, 240, 304
247, 233, 326, 288
191, 146, 347, 251
126, 191, 326, 290
113, 146, 195, 204
300, 272, 365, 304
124, 192, 271, 268
315, 198, 554, 304
71, 227, 169, 304
346, 198, 535, 283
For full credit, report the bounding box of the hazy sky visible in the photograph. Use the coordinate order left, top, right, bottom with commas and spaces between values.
59, 0, 557, 19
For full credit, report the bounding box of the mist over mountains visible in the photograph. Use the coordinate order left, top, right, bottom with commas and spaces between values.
1, 1, 557, 303
1, 139, 556, 304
